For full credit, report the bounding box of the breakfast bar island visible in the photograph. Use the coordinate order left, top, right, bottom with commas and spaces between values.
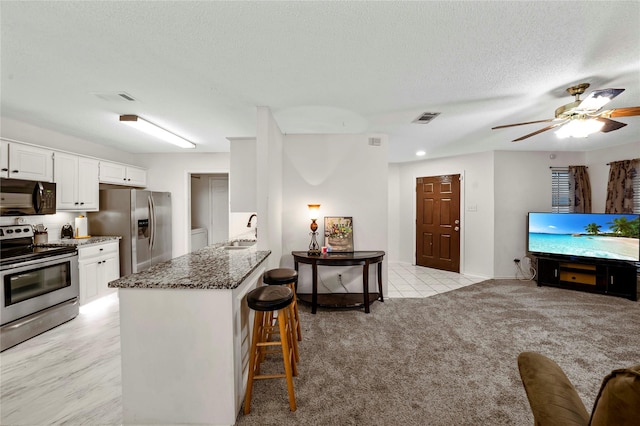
109, 241, 270, 426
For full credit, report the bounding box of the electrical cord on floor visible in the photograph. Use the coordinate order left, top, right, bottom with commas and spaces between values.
514, 256, 537, 281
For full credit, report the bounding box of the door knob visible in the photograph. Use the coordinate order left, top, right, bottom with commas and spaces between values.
454, 226, 460, 231
454, 219, 460, 224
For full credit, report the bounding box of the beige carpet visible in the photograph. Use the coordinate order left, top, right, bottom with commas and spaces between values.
236, 279, 640, 425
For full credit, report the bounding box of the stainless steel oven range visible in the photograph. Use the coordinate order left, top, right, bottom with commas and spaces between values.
1, 224, 79, 351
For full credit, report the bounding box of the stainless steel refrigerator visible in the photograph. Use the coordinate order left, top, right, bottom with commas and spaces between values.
88, 189, 172, 277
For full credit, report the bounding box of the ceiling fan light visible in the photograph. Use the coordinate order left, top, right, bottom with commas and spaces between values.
119, 115, 196, 149
555, 119, 604, 139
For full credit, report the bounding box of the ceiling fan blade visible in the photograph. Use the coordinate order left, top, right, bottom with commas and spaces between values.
491, 118, 555, 130
577, 88, 625, 111
511, 121, 567, 142
608, 106, 640, 118
596, 117, 627, 133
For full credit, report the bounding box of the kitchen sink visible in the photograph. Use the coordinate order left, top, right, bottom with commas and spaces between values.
222, 240, 256, 250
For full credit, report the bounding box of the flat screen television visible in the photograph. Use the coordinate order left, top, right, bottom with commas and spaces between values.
527, 212, 640, 263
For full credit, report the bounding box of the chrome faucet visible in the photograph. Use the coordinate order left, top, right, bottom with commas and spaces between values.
247, 214, 257, 238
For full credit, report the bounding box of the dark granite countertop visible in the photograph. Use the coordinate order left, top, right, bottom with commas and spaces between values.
108, 240, 270, 290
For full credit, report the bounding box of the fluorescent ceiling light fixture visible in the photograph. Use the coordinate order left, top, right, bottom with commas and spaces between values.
416, 150, 426, 156
119, 115, 195, 149
555, 119, 604, 139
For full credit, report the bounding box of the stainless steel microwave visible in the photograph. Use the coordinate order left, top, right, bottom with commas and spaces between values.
0, 178, 56, 216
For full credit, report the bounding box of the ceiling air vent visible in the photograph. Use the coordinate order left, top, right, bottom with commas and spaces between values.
412, 112, 440, 124
91, 91, 138, 102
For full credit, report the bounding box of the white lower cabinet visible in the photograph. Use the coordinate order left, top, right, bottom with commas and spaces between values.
78, 241, 120, 305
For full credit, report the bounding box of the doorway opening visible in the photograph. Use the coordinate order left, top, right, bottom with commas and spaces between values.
415, 174, 461, 272
189, 173, 229, 252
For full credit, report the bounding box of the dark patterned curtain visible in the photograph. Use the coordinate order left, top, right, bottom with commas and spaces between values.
605, 159, 639, 213
568, 165, 591, 213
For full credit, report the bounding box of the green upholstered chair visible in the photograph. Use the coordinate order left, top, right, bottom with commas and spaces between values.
517, 351, 640, 426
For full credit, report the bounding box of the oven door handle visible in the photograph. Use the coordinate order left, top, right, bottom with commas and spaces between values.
32, 182, 44, 214
0, 251, 77, 272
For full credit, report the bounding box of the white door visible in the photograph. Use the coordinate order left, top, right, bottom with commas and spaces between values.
210, 176, 229, 243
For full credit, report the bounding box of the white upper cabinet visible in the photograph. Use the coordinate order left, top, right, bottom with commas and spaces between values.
78, 157, 100, 208
99, 161, 126, 183
54, 152, 99, 211
229, 137, 256, 212
7, 142, 54, 182
125, 165, 147, 187
99, 161, 147, 187
0, 140, 8, 178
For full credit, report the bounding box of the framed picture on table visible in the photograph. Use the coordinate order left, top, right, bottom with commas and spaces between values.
324, 216, 353, 252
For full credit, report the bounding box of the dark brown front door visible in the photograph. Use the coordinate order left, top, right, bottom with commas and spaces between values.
416, 175, 460, 272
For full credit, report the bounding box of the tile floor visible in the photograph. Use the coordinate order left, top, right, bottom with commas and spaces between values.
386, 262, 486, 298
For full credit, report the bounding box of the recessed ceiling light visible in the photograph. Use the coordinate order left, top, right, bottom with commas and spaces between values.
416, 150, 426, 156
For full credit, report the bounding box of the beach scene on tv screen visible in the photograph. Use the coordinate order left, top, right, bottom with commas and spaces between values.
528, 213, 640, 261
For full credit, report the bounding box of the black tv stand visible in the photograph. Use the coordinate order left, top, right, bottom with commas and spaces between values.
536, 256, 638, 301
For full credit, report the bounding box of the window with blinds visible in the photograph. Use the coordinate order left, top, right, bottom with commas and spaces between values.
551, 168, 572, 213
634, 171, 640, 213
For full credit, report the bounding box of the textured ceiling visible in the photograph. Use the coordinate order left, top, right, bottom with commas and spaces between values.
1, 1, 639, 163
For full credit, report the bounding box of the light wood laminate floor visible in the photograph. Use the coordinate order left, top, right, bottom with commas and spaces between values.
0, 295, 122, 425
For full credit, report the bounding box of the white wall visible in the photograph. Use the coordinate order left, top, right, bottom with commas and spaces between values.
387, 163, 401, 262
585, 141, 640, 213
0, 211, 81, 242
394, 151, 495, 278
281, 133, 389, 294
230, 212, 256, 239
256, 107, 284, 269
391, 145, 640, 279
228, 138, 257, 212
493, 150, 584, 278
1, 116, 142, 165
138, 153, 230, 258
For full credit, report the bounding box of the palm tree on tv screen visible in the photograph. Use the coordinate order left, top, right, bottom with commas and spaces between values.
607, 216, 639, 238
585, 223, 601, 235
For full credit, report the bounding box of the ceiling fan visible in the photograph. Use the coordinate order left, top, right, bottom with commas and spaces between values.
492, 83, 640, 142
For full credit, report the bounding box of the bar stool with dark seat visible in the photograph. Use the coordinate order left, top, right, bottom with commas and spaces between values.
244, 285, 297, 414
263, 268, 301, 343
